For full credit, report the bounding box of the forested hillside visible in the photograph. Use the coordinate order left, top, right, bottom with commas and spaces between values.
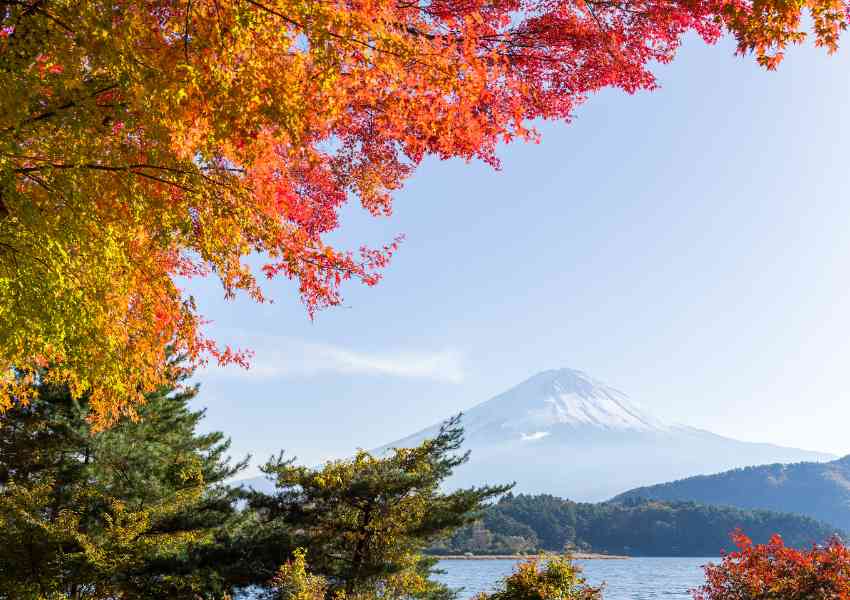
614, 456, 850, 532
430, 494, 843, 557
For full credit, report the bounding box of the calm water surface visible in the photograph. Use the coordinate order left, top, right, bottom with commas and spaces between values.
434, 557, 716, 600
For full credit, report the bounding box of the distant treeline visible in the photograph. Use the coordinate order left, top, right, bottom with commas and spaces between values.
429, 493, 844, 556
613, 457, 850, 533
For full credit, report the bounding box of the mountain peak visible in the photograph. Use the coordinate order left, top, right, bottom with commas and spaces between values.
462, 368, 667, 435
530, 367, 604, 389
377, 367, 833, 501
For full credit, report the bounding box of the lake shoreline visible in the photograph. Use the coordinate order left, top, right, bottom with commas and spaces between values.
435, 555, 707, 599
431, 553, 630, 560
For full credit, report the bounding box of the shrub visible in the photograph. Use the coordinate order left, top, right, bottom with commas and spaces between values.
265, 549, 331, 600
476, 555, 602, 600
693, 530, 850, 600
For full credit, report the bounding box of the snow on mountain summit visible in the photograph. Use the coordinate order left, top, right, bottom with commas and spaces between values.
382, 368, 669, 452
460, 368, 667, 437
376, 367, 834, 501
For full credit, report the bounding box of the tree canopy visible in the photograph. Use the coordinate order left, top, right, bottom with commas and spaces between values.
0, 361, 247, 599
248, 415, 511, 596
1, 0, 847, 423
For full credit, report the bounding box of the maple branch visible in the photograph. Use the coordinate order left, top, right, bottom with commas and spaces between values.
284, 251, 379, 283
585, 0, 644, 14
0, 242, 20, 277
244, 0, 451, 74
2, 84, 120, 134
0, 0, 75, 34
583, 1, 623, 65
11, 160, 249, 196
33, 5, 74, 34
184, 0, 192, 61
19, 171, 53, 194
128, 170, 197, 192
13, 163, 198, 192
3, 0, 45, 18
0, 237, 55, 276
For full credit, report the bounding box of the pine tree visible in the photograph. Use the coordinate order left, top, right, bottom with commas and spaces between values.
250, 415, 512, 598
0, 361, 247, 599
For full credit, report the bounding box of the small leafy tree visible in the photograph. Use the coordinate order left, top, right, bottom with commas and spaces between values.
265, 548, 332, 600
693, 530, 850, 600
476, 555, 602, 600
249, 415, 511, 598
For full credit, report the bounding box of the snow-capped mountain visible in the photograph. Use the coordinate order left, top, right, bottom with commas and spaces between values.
377, 368, 834, 501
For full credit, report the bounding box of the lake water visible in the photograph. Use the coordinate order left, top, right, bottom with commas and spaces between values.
434, 557, 716, 600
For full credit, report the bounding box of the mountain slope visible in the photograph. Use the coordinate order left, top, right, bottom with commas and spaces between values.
430, 494, 844, 557
378, 369, 833, 501
613, 455, 850, 532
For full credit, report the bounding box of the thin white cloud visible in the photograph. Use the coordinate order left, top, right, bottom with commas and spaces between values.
206, 335, 465, 384
520, 431, 551, 442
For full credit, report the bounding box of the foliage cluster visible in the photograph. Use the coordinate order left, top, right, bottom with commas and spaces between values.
430, 493, 843, 556
266, 548, 333, 600
2, 0, 849, 423
694, 530, 850, 599
475, 555, 602, 600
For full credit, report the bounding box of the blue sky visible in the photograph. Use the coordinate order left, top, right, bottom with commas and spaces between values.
187, 31, 850, 476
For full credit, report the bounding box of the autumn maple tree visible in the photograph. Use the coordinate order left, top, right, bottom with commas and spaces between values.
1, 0, 847, 425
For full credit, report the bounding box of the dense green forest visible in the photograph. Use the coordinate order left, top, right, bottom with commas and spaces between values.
429, 493, 844, 557
613, 457, 850, 532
